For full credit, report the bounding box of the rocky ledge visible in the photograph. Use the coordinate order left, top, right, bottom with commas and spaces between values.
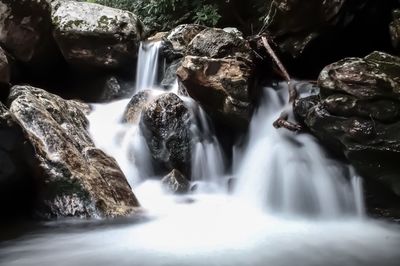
295, 51, 400, 197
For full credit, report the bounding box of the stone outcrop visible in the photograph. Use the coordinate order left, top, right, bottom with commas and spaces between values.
140, 93, 192, 175
295, 51, 400, 196
51, 0, 144, 71
8, 85, 140, 218
162, 24, 206, 61
123, 90, 154, 124
161, 169, 190, 194
176, 28, 254, 129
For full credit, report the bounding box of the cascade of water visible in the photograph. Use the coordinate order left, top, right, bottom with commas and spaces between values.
135, 41, 162, 92
88, 41, 226, 194
234, 84, 364, 218
88, 40, 364, 218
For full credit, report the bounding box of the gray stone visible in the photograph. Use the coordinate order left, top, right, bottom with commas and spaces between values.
8, 85, 140, 218
51, 0, 144, 71
161, 169, 190, 194
140, 93, 192, 175
295, 51, 400, 196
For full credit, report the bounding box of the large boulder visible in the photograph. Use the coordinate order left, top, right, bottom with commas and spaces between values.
140, 93, 192, 176
295, 51, 400, 196
123, 90, 154, 124
0, 0, 60, 66
162, 24, 207, 61
177, 56, 252, 129
186, 28, 251, 61
177, 28, 254, 129
8, 85, 139, 218
51, 0, 144, 71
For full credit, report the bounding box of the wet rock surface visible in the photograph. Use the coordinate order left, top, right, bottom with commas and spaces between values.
161, 169, 190, 194
295, 51, 400, 197
162, 24, 206, 61
51, 0, 144, 71
176, 28, 254, 130
177, 56, 253, 129
140, 93, 192, 176
123, 90, 154, 124
8, 85, 139, 218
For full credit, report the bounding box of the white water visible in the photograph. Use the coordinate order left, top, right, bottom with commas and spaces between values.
1, 42, 399, 266
135, 42, 162, 92
235, 86, 364, 218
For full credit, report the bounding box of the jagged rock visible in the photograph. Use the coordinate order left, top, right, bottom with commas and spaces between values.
161, 169, 190, 194
186, 28, 252, 61
319, 52, 400, 100
0, 46, 10, 87
177, 56, 253, 129
8, 85, 139, 218
0, 0, 60, 66
390, 9, 400, 52
162, 24, 207, 61
140, 93, 192, 175
295, 51, 400, 196
123, 90, 154, 124
176, 27, 254, 129
51, 0, 144, 71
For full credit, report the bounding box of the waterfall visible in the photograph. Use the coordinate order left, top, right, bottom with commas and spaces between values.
234, 85, 364, 218
88, 41, 363, 219
88, 41, 226, 194
135, 42, 162, 92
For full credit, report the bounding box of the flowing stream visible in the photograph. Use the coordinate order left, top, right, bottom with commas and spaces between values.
0, 42, 399, 266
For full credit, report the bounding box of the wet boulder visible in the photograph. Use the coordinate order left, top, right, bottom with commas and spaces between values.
177, 56, 253, 129
123, 90, 157, 124
140, 93, 192, 175
186, 28, 252, 61
51, 0, 144, 71
0, 0, 60, 67
176, 28, 254, 130
161, 169, 190, 194
8, 85, 140, 218
295, 51, 400, 196
162, 24, 207, 61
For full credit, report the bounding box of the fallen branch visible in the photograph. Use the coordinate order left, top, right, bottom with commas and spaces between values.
273, 112, 302, 132
260, 35, 302, 132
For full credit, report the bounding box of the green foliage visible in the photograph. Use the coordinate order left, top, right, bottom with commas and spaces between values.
194, 4, 221, 26
86, 0, 221, 32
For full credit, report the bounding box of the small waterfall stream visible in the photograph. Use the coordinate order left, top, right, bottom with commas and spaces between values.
1, 41, 399, 266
